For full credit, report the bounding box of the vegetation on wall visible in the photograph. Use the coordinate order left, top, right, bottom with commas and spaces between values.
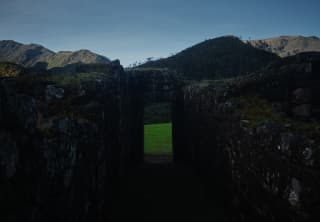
144, 102, 171, 124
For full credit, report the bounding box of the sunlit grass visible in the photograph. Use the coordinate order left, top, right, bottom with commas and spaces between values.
144, 123, 172, 155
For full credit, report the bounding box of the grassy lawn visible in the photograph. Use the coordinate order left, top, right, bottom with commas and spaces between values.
144, 123, 172, 154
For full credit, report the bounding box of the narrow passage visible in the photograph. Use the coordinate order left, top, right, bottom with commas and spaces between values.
110, 155, 228, 222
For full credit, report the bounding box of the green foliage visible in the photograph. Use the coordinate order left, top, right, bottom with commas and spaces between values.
239, 96, 290, 125
291, 121, 320, 139
144, 103, 171, 124
239, 96, 320, 139
0, 62, 25, 77
39, 127, 56, 138
43, 72, 109, 86
144, 123, 172, 154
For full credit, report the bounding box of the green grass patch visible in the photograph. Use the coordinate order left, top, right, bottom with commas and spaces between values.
144, 123, 172, 155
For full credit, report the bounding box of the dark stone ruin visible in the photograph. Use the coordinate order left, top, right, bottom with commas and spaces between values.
127, 68, 178, 124
126, 68, 177, 105
0, 53, 320, 221
172, 53, 320, 221
0, 62, 145, 222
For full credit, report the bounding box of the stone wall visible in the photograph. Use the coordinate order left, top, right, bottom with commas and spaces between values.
126, 68, 178, 124
172, 55, 320, 221
0, 62, 145, 222
126, 68, 177, 105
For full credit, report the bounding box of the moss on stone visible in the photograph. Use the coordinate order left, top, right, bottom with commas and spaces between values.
239, 96, 290, 125
0, 62, 25, 77
44, 72, 109, 87
238, 95, 320, 139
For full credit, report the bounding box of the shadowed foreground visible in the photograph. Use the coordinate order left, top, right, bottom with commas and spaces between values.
109, 155, 228, 222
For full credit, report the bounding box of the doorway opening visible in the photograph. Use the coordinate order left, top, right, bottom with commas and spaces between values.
143, 102, 173, 162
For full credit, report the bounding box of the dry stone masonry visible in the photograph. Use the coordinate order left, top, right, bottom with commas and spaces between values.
0, 62, 145, 222
1, 53, 320, 222
172, 53, 320, 221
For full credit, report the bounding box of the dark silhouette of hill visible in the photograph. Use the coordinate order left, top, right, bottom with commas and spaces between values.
139, 36, 280, 80
0, 40, 110, 68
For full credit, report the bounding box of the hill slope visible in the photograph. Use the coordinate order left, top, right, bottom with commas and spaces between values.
140, 36, 280, 80
247, 36, 320, 57
0, 40, 110, 68
0, 40, 54, 67
46, 50, 111, 69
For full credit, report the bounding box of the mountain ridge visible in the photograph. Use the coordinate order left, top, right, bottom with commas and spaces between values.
139, 36, 280, 80
2, 35, 320, 72
0, 40, 110, 69
246, 35, 320, 57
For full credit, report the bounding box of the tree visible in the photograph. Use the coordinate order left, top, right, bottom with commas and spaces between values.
146, 57, 154, 62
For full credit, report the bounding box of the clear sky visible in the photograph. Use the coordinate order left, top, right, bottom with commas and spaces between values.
1, 0, 319, 66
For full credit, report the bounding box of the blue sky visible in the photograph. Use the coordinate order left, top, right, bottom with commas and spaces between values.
1, 0, 319, 66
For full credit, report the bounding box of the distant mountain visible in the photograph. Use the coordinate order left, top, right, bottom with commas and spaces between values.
139, 36, 280, 80
0, 40, 110, 68
0, 40, 54, 67
45, 50, 111, 69
247, 36, 320, 57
